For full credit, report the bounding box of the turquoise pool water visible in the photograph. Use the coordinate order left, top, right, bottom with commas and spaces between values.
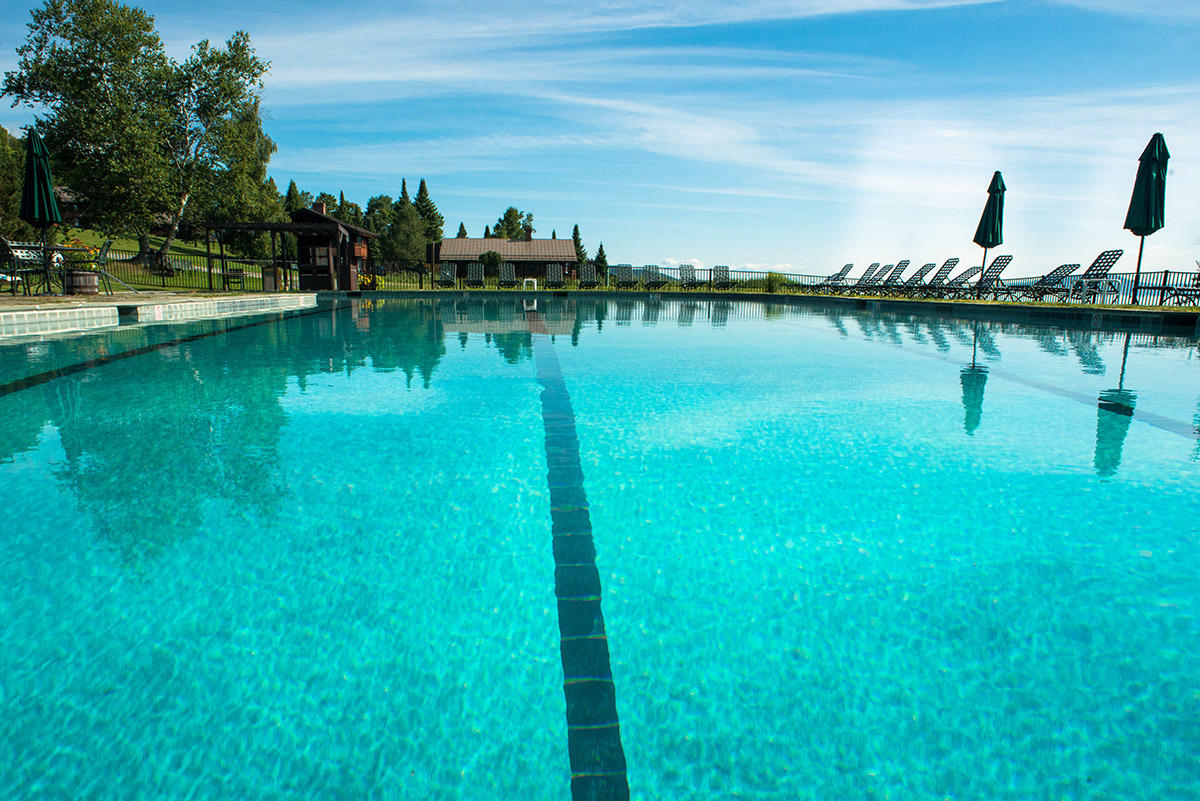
1, 297, 1198, 800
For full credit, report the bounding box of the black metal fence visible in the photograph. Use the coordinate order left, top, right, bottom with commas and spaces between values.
87, 252, 1200, 308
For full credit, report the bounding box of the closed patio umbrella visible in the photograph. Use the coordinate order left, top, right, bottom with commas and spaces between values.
1123, 133, 1169, 305
973, 171, 1005, 290
18, 129, 62, 292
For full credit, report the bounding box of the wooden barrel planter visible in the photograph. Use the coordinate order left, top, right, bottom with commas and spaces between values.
65, 270, 99, 295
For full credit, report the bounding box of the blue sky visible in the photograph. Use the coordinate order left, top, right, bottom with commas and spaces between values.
2, 0, 1198, 276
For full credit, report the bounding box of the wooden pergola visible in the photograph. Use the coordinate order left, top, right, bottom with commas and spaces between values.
202, 204, 376, 291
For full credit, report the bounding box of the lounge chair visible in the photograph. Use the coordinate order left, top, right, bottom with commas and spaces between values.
805, 264, 853, 294
1165, 267, 1200, 306
436, 263, 458, 288
912, 258, 959, 298
898, 262, 936, 295
643, 264, 670, 290
711, 265, 734, 290
945, 254, 1011, 299
927, 263, 983, 299
869, 260, 911, 296
844, 263, 881, 294
464, 262, 484, 288
852, 264, 890, 295
1065, 249, 1124, 304
614, 264, 638, 289
679, 264, 701, 289
498, 262, 518, 288
546, 263, 565, 289
996, 262, 1080, 302
579, 262, 600, 289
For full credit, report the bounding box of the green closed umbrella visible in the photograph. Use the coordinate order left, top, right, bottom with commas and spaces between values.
19, 129, 62, 292
1123, 133, 1169, 306
973, 171, 1005, 291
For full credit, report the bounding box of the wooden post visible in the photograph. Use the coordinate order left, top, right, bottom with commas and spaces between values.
205, 231, 213, 291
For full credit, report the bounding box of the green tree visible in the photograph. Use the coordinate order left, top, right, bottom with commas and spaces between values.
595, 242, 608, 271
385, 197, 425, 267
572, 224, 586, 265
0, 126, 36, 240
551, 229, 556, 239
494, 206, 534, 239
314, 192, 338, 214
483, 224, 491, 238
2, 0, 271, 257
399, 178, 410, 205
456, 221, 467, 238
413, 178, 443, 242
336, 191, 363, 228
283, 179, 312, 213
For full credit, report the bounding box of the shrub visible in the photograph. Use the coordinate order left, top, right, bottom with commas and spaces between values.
765, 271, 786, 293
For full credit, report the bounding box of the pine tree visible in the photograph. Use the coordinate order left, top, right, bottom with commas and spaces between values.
595, 243, 608, 271
456, 222, 468, 238
483, 225, 491, 238
551, 229, 556, 239
413, 179, 444, 242
400, 178, 410, 205
572, 224, 586, 265
283, 180, 312, 213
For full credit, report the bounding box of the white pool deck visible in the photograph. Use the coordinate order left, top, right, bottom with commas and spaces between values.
0, 293, 317, 338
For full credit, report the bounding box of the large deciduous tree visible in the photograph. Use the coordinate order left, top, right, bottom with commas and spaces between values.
2, 0, 270, 257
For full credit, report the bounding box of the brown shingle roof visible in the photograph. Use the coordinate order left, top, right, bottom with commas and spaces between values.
439, 237, 577, 262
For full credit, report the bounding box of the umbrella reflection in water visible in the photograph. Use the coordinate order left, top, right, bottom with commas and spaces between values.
1094, 333, 1137, 478
960, 322, 988, 435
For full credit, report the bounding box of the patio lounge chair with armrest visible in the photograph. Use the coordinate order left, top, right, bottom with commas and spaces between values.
1165, 268, 1200, 306
546, 263, 565, 289
869, 260, 911, 296
436, 263, 458, 288
853, 264, 890, 295
898, 262, 936, 296
911, 258, 958, 297
679, 264, 701, 289
945, 254, 1012, 299
578, 262, 599, 289
465, 262, 484, 288
806, 264, 853, 294
1066, 249, 1124, 303
614, 263, 639, 289
843, 263, 881, 295
927, 263, 983, 299
711, 265, 735, 290
498, 262, 518, 288
995, 262, 1079, 302
643, 265, 670, 290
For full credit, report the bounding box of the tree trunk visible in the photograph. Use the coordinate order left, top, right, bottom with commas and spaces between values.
157, 193, 190, 256
137, 234, 151, 259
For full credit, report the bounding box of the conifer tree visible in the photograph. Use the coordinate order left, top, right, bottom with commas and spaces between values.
457, 222, 468, 238
413, 179, 443, 242
572, 224, 586, 265
551, 229, 556, 239
283, 180, 311, 213
483, 225, 491, 238
400, 178, 410, 205
595, 243, 608, 271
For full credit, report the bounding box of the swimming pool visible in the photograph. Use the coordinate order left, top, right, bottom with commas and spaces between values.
1, 297, 1198, 800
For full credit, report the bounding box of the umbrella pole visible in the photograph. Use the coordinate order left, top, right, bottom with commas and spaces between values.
42, 226, 52, 294
978, 247, 987, 297
1130, 235, 1144, 306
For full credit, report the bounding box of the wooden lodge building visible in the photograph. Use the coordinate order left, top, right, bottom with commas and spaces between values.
435, 237, 578, 278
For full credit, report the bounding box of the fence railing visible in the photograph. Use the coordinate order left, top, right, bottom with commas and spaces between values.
84, 252, 1200, 308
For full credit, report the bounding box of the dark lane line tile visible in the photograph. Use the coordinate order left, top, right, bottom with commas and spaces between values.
529, 313, 630, 801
